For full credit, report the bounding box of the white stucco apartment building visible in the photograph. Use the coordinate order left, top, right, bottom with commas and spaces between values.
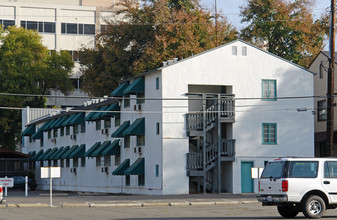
21, 40, 315, 195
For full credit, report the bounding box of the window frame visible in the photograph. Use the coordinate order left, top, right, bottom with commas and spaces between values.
262, 123, 277, 145
262, 79, 277, 101
317, 100, 327, 121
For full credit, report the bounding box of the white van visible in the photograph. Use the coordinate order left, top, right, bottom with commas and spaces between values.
257, 158, 337, 219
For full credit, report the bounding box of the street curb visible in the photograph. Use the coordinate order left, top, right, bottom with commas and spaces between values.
16, 203, 49, 208
142, 202, 170, 207
240, 200, 259, 204
215, 201, 239, 205
190, 201, 216, 206
169, 202, 191, 206
61, 203, 89, 208
89, 203, 117, 208
116, 203, 143, 207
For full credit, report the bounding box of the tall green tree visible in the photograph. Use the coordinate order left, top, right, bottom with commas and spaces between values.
0, 26, 74, 150
240, 0, 328, 67
79, 0, 237, 96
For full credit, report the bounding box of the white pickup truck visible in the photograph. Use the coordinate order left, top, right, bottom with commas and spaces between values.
257, 158, 337, 219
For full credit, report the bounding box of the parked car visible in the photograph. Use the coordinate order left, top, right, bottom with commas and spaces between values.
257, 157, 337, 219
11, 176, 36, 191
0, 185, 3, 203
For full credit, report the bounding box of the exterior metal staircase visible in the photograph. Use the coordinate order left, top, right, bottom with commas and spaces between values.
186, 95, 235, 193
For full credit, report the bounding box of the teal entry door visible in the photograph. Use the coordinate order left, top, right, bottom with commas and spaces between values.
241, 161, 254, 193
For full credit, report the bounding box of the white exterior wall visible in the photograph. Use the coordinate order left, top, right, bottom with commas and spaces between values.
161, 40, 314, 194
22, 40, 315, 195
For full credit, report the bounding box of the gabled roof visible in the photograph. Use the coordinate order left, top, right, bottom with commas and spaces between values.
0, 147, 30, 158
121, 39, 315, 84
308, 51, 337, 70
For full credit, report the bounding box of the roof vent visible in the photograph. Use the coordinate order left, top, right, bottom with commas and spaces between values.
162, 61, 168, 67
167, 60, 174, 65
173, 58, 178, 63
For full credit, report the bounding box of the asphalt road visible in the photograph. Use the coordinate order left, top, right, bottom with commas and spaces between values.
2, 203, 337, 220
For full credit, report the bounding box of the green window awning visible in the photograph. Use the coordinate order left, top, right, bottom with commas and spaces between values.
84, 142, 101, 157
31, 120, 52, 140
49, 147, 64, 160
111, 121, 130, 138
42, 148, 58, 160
54, 117, 68, 128
28, 151, 36, 156
91, 141, 111, 157
69, 112, 85, 125
43, 119, 57, 131
101, 103, 120, 119
85, 108, 99, 121
36, 148, 51, 161
123, 78, 144, 95
110, 82, 129, 97
124, 158, 144, 175
122, 118, 145, 136
21, 125, 36, 136
91, 106, 109, 121
112, 159, 130, 175
61, 114, 76, 127
31, 149, 43, 161
60, 145, 78, 159
101, 140, 120, 156
48, 118, 63, 130
54, 146, 70, 159
69, 144, 86, 158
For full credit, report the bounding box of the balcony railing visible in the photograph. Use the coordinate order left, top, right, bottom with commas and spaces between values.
186, 99, 235, 131
187, 139, 235, 170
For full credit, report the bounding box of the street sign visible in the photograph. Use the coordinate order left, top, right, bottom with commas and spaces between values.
0, 178, 14, 188
251, 167, 264, 179
41, 167, 61, 178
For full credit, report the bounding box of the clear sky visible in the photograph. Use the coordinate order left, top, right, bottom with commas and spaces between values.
199, 0, 331, 30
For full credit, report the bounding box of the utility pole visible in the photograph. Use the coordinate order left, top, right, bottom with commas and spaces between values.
327, 0, 336, 156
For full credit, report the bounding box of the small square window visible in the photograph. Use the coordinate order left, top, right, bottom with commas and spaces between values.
262, 123, 277, 145
262, 80, 277, 100
124, 136, 130, 148
137, 135, 145, 146
242, 46, 247, 56
232, 46, 237, 55
104, 119, 111, 128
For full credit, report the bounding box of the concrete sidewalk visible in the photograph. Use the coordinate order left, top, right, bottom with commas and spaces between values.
0, 190, 258, 208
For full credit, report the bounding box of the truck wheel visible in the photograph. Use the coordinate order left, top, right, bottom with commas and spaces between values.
277, 204, 299, 218
302, 195, 326, 219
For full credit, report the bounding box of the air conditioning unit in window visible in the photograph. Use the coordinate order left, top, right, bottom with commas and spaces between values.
101, 167, 108, 173
101, 128, 109, 135
70, 134, 77, 140
51, 138, 56, 144
134, 147, 142, 154
134, 104, 142, 111
72, 167, 77, 174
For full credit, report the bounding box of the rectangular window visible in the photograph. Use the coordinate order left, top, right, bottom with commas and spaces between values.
137, 93, 145, 104
156, 77, 159, 90
60, 127, 64, 136
242, 46, 247, 56
104, 156, 111, 166
324, 161, 337, 178
61, 159, 64, 168
61, 23, 95, 35
84, 24, 95, 35
66, 23, 78, 34
73, 125, 79, 134
96, 156, 101, 167
289, 161, 318, 178
320, 62, 324, 78
115, 154, 120, 166
138, 174, 145, 186
262, 80, 277, 100
263, 123, 277, 145
66, 159, 70, 167
44, 22, 55, 33
137, 135, 145, 146
115, 116, 121, 127
125, 175, 130, 186
48, 160, 52, 167
81, 157, 86, 167
53, 129, 58, 138
96, 120, 101, 130
27, 21, 38, 30
156, 122, 160, 135
80, 123, 86, 133
318, 100, 327, 121
53, 160, 58, 167
48, 131, 51, 139
66, 126, 70, 135
79, 23, 84, 34
2, 20, 15, 29
232, 46, 237, 55
124, 136, 130, 148
40, 139, 44, 147
155, 164, 159, 177
104, 119, 111, 128
124, 96, 130, 108
73, 158, 78, 167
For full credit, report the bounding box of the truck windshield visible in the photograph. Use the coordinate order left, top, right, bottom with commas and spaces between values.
261, 161, 284, 179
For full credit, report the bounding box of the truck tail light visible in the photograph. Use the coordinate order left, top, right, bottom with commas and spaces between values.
282, 180, 288, 192
0, 186, 2, 193
258, 181, 260, 192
